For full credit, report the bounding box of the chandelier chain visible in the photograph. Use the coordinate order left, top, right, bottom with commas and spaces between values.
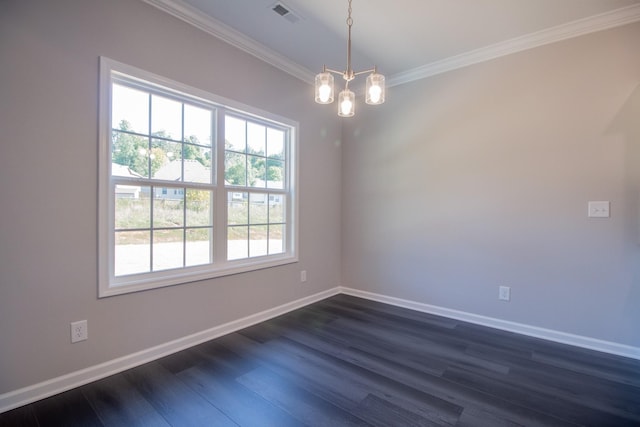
346, 0, 353, 79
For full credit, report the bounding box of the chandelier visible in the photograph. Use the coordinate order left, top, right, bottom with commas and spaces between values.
314, 0, 385, 117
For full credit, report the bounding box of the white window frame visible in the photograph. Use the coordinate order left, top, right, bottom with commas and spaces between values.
98, 57, 298, 297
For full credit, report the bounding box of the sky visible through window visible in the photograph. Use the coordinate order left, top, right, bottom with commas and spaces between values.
112, 84, 214, 145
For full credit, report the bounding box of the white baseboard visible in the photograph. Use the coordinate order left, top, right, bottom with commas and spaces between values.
0, 287, 341, 414
339, 286, 640, 360
3, 285, 638, 414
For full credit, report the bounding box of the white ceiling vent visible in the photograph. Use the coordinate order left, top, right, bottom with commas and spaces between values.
271, 2, 302, 24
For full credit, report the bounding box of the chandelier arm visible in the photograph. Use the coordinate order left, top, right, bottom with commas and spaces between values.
324, 67, 347, 76
353, 68, 378, 77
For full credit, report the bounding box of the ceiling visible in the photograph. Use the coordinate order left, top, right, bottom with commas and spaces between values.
146, 0, 640, 86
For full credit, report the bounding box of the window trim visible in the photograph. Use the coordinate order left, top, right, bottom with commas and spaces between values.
98, 57, 298, 298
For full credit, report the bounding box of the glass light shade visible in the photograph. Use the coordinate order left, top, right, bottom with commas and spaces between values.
315, 72, 334, 104
338, 89, 355, 117
365, 72, 385, 105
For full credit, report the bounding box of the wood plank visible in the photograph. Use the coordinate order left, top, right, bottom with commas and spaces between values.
121, 361, 237, 427
442, 365, 637, 426
0, 404, 39, 427
353, 393, 448, 427
178, 364, 304, 427
32, 388, 103, 427
237, 365, 372, 426
80, 374, 170, 427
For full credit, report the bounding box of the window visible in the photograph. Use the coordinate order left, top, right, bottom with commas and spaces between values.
99, 58, 297, 297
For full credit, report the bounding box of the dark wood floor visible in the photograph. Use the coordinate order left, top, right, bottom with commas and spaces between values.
1, 294, 639, 426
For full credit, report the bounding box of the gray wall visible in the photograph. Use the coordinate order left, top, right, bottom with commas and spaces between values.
342, 23, 640, 347
0, 0, 342, 393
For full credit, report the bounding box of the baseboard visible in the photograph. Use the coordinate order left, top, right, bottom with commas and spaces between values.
339, 286, 640, 360
0, 287, 341, 414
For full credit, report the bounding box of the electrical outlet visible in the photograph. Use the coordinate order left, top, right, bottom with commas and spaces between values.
499, 286, 511, 301
300, 270, 307, 282
71, 320, 88, 343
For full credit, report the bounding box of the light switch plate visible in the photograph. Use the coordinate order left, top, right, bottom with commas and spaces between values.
588, 201, 610, 218
499, 286, 511, 301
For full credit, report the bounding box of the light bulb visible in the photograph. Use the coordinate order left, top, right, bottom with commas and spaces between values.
315, 71, 334, 104
368, 84, 382, 104
366, 72, 385, 105
318, 84, 331, 103
338, 89, 355, 117
340, 99, 353, 116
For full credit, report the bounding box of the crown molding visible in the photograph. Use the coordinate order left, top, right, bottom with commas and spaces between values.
388, 3, 640, 87
141, 0, 316, 83
143, 1, 640, 88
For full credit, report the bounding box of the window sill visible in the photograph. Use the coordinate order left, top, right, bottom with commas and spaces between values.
98, 254, 298, 298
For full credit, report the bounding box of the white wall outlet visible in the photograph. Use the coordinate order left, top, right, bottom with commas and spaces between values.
300, 270, 307, 282
588, 201, 610, 218
71, 320, 88, 343
499, 286, 511, 301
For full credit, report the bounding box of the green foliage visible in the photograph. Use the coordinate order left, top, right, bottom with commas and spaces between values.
184, 136, 211, 168
224, 140, 284, 187
225, 162, 247, 186
150, 147, 167, 176
112, 121, 148, 176
186, 189, 210, 213
113, 122, 283, 188
267, 163, 283, 182
224, 140, 246, 186
113, 121, 210, 176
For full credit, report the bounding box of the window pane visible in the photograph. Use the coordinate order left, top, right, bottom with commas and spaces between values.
247, 122, 265, 155
225, 152, 246, 186
186, 189, 212, 226
269, 194, 285, 223
112, 84, 149, 135
266, 159, 284, 189
184, 104, 212, 146
153, 229, 183, 271
115, 186, 150, 229
153, 193, 184, 228
227, 192, 248, 225
248, 155, 266, 188
115, 231, 150, 276
150, 139, 182, 180
183, 147, 212, 184
225, 115, 246, 153
267, 128, 284, 159
249, 192, 268, 224
228, 226, 248, 260
186, 228, 211, 267
249, 225, 268, 257
151, 95, 182, 140
112, 131, 150, 178
269, 224, 284, 255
